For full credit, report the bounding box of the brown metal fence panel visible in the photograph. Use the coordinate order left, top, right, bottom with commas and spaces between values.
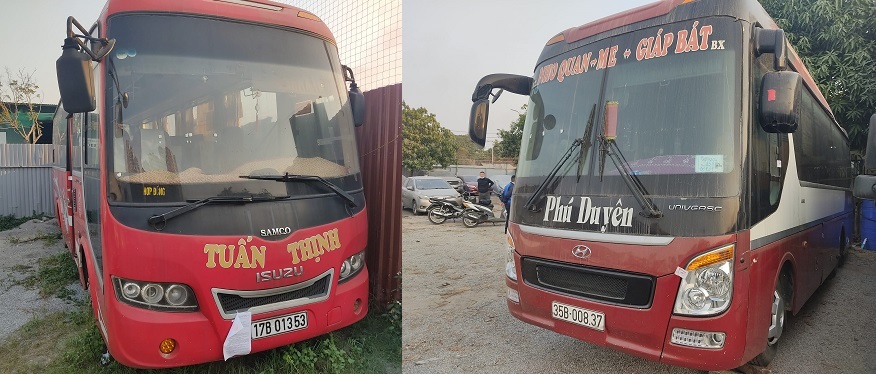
0, 144, 58, 217
355, 84, 402, 307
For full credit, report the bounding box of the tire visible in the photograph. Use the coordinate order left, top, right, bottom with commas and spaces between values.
750, 277, 788, 367
838, 231, 847, 268
462, 210, 481, 228
427, 206, 448, 224
411, 200, 420, 215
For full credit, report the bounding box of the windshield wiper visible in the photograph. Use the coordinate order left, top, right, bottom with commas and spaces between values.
148, 195, 285, 226
599, 138, 663, 218
239, 173, 357, 208
525, 137, 587, 212
577, 104, 597, 183
524, 106, 597, 212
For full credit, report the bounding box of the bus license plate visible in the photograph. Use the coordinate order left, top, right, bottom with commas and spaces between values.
251, 312, 308, 339
551, 301, 605, 331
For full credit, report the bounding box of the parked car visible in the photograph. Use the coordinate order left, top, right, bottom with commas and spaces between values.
441, 176, 464, 194
456, 175, 480, 198
490, 174, 512, 196
402, 176, 460, 214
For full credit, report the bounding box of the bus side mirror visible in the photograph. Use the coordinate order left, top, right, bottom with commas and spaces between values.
853, 114, 876, 199
349, 83, 366, 127
862, 114, 876, 171
56, 38, 96, 113
754, 28, 787, 71
759, 71, 802, 133
853, 175, 876, 200
469, 99, 490, 148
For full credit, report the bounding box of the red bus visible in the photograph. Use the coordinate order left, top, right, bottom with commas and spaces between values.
52, 0, 369, 368
467, 0, 852, 370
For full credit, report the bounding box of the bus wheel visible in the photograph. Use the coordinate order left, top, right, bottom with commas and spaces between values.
750, 279, 788, 367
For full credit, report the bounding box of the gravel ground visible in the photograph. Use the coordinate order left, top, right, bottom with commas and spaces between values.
402, 208, 876, 373
0, 218, 79, 341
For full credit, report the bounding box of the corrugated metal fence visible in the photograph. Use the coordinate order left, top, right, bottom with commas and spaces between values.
356, 84, 402, 306
0, 144, 57, 218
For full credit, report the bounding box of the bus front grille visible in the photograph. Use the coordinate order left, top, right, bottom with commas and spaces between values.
521, 258, 654, 308
211, 269, 333, 319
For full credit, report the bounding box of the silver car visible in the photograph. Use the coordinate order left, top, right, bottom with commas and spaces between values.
402, 176, 460, 214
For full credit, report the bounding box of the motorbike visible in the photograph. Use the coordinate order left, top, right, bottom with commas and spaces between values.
425, 196, 468, 224
462, 197, 508, 228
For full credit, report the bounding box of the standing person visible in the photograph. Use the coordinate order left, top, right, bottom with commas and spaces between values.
477, 171, 495, 205
502, 175, 515, 232
501, 175, 515, 211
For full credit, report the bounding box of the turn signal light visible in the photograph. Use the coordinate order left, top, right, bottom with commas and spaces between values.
159, 338, 177, 354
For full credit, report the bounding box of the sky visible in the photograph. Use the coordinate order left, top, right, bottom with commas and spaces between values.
0, 0, 106, 104
404, 0, 653, 147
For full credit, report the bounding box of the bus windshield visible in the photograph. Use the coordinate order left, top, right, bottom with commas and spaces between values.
518, 17, 741, 201
105, 14, 360, 203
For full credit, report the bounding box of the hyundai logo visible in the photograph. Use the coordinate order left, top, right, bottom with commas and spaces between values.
571, 245, 592, 259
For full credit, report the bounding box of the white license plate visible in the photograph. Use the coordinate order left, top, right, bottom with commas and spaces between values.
251, 312, 308, 339
551, 301, 605, 331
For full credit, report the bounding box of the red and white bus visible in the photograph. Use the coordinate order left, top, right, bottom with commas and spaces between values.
468, 0, 852, 370
51, 0, 369, 368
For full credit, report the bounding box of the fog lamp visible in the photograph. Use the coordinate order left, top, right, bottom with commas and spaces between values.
671, 328, 725, 349
507, 288, 520, 303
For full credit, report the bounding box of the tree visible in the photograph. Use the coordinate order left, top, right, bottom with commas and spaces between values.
453, 134, 490, 164
0, 68, 44, 144
402, 102, 458, 173
493, 105, 526, 163
759, 0, 876, 152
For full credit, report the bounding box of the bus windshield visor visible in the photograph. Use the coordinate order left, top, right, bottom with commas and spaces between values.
105, 14, 360, 203
518, 17, 741, 199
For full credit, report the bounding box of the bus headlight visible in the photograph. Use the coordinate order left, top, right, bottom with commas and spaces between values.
673, 244, 734, 316
505, 233, 517, 281
112, 277, 198, 312
339, 251, 366, 282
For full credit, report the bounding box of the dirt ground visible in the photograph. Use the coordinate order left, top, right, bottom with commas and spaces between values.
401, 209, 876, 373
0, 218, 77, 340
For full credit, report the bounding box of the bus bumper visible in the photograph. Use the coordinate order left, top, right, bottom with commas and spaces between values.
506, 253, 752, 371
104, 268, 369, 368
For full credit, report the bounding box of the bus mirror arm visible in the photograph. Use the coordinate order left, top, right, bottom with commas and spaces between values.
342, 65, 366, 127
468, 74, 534, 148
65, 16, 116, 62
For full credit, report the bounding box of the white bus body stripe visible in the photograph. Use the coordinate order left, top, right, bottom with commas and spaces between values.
751, 136, 846, 247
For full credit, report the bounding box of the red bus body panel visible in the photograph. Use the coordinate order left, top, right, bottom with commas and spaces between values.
98, 0, 334, 44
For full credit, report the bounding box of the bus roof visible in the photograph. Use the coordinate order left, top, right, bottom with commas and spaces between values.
97, 0, 335, 44
538, 0, 833, 119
